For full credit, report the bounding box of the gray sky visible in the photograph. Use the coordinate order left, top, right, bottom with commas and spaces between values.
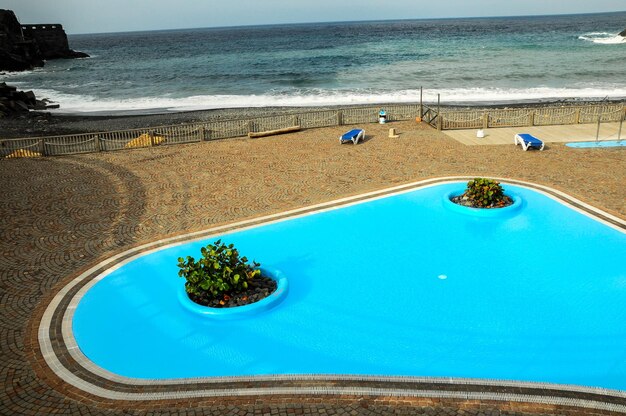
3, 0, 625, 34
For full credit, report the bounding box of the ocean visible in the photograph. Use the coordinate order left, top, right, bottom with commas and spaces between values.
2, 11, 625, 114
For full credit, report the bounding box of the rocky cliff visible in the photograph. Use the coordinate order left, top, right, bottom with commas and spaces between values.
0, 9, 88, 71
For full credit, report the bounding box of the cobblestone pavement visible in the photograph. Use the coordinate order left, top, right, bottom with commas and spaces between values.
1, 121, 625, 415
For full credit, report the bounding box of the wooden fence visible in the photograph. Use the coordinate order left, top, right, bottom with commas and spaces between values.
1, 103, 624, 158
0, 104, 420, 158
436, 103, 626, 131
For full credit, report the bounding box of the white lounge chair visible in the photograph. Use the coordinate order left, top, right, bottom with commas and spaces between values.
339, 129, 364, 145
515, 133, 544, 151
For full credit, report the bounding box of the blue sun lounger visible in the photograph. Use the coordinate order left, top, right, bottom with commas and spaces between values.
339, 129, 364, 145
515, 133, 544, 151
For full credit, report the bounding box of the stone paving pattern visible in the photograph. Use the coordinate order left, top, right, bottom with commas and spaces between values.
1, 121, 625, 415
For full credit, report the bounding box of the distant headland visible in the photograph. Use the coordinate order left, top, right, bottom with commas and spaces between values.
0, 9, 89, 71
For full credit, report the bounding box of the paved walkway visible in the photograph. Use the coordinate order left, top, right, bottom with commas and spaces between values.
443, 122, 624, 146
1, 120, 625, 415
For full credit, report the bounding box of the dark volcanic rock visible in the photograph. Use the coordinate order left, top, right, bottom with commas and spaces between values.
620, 28, 626, 37
187, 275, 278, 308
450, 193, 513, 209
0, 82, 57, 116
0, 9, 89, 72
0, 10, 44, 70
21, 22, 89, 60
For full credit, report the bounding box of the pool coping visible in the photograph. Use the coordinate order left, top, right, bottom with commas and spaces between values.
34, 176, 626, 413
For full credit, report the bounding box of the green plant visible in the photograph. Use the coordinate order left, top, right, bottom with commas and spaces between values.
177, 240, 260, 300
463, 178, 507, 208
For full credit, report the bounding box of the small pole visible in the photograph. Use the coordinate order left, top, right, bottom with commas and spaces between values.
419, 86, 423, 117
437, 93, 440, 115
437, 93, 441, 129
595, 115, 601, 143
595, 97, 609, 143
617, 115, 623, 143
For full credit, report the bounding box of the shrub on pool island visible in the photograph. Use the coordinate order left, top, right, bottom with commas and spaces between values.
453, 178, 513, 208
177, 240, 266, 307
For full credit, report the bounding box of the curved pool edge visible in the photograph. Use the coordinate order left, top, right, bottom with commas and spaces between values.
34, 176, 626, 412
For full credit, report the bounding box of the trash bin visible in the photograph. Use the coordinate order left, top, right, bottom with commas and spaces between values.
378, 109, 387, 124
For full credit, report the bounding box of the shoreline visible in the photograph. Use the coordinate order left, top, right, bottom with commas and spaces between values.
1, 98, 624, 139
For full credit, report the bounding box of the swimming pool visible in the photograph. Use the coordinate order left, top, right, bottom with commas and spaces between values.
566, 140, 626, 148
70, 181, 626, 392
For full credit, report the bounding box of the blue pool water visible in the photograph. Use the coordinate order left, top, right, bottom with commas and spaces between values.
73, 183, 626, 390
566, 140, 626, 148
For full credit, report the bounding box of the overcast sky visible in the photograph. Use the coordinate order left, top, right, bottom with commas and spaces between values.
3, 0, 625, 34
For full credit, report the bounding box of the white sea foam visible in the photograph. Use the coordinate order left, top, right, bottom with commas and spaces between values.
0, 67, 48, 78
578, 32, 626, 44
33, 86, 626, 115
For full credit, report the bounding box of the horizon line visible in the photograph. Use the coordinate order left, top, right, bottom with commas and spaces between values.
67, 9, 626, 36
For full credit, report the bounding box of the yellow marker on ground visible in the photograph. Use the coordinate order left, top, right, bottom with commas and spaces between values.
5, 149, 42, 158
125, 133, 165, 149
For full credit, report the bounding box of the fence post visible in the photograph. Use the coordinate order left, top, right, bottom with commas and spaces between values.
94, 135, 101, 152
574, 108, 581, 124
199, 126, 206, 141
528, 112, 535, 126
39, 139, 46, 156
149, 130, 155, 146
336, 111, 343, 126
437, 115, 443, 131
248, 121, 254, 134
419, 87, 423, 118
292, 116, 299, 126
482, 112, 489, 129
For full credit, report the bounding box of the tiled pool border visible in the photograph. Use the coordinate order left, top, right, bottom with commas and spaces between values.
34, 177, 626, 413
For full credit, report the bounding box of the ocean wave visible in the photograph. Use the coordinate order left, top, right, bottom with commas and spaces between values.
578, 32, 625, 44
32, 86, 626, 115
0, 67, 47, 78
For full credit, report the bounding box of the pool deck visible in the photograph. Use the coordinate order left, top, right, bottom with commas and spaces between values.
443, 121, 624, 146
1, 120, 625, 416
